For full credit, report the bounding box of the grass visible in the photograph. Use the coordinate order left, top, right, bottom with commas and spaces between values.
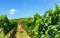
0, 26, 30, 38
0, 31, 4, 38
15, 29, 28, 38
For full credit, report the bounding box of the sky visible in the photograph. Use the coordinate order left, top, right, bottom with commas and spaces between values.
0, 0, 60, 19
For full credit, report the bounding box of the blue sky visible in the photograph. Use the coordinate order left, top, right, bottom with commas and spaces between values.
0, 0, 60, 19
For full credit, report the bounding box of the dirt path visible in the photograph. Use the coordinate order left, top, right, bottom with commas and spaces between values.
15, 23, 31, 38
9, 23, 31, 38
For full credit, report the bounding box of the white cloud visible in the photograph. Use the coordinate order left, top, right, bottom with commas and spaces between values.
9, 9, 16, 15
